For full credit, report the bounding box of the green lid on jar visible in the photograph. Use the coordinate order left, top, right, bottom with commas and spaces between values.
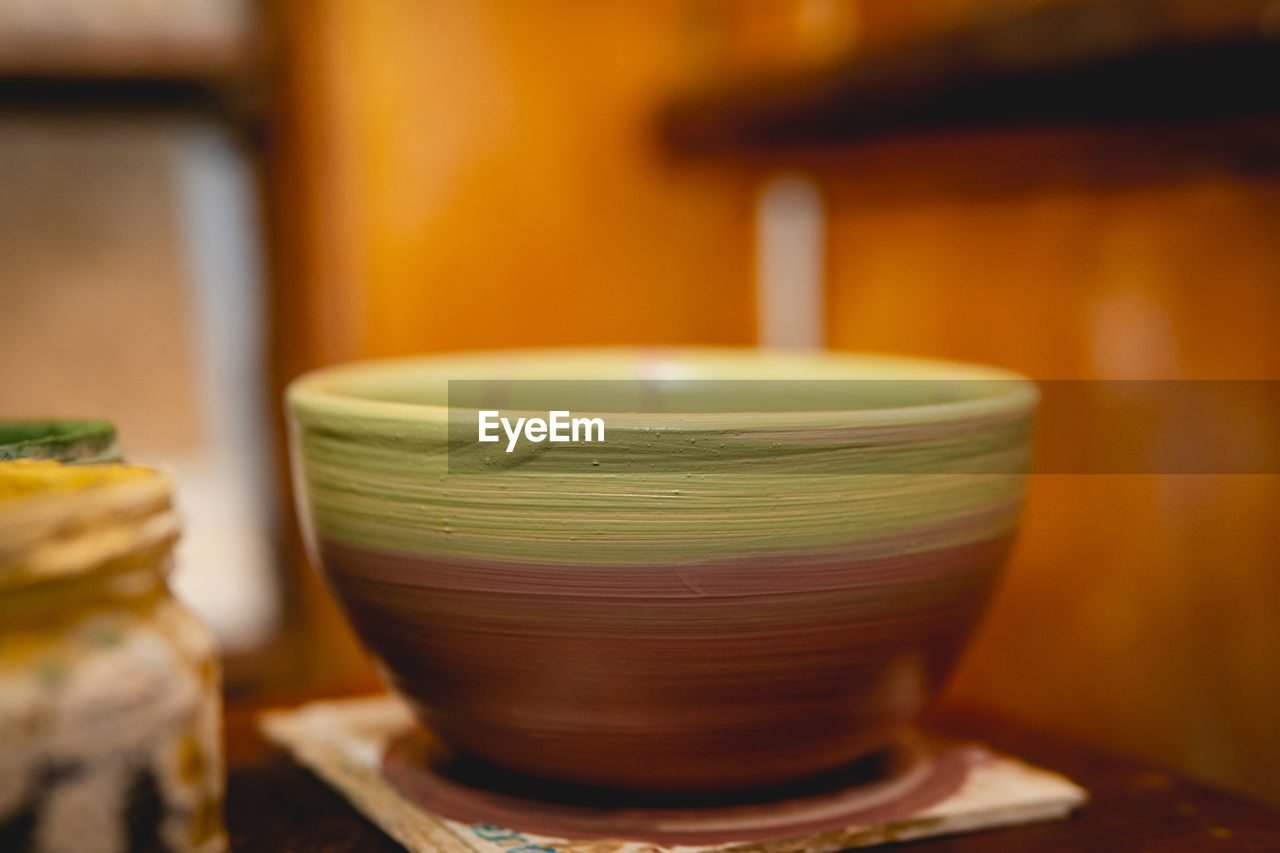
0, 420, 121, 463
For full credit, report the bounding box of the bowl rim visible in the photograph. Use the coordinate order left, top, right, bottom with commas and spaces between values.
287, 347, 1038, 429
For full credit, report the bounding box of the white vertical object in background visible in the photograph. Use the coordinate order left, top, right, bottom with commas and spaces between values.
755, 173, 826, 349
167, 120, 281, 652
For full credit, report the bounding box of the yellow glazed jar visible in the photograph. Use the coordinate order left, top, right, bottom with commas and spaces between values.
0, 461, 224, 853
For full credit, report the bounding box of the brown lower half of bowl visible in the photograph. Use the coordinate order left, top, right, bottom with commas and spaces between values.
319, 535, 1009, 793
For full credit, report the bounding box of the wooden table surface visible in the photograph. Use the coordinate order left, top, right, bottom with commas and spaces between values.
224, 694, 1280, 852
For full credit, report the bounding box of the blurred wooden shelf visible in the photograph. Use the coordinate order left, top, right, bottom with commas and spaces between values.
0, 0, 261, 116
0, 38, 252, 81
0, 71, 261, 117
661, 0, 1280, 152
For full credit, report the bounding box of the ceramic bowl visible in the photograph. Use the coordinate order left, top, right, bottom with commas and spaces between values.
287, 348, 1037, 793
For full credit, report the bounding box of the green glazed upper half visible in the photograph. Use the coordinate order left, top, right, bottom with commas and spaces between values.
287, 348, 1038, 565
0, 420, 121, 463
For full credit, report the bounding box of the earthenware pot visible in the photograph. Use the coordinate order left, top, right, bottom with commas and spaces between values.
287, 349, 1037, 793
0, 461, 225, 853
0, 419, 121, 462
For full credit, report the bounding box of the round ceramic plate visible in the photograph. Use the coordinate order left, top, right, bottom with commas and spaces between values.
383, 724, 981, 845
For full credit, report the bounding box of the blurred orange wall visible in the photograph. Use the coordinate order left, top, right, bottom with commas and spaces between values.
271, 0, 757, 373
800, 127, 1280, 802
268, 0, 1280, 803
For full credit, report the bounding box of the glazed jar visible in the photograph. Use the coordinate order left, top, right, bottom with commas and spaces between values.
0, 461, 225, 853
0, 420, 121, 463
